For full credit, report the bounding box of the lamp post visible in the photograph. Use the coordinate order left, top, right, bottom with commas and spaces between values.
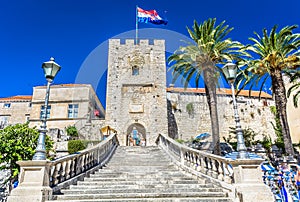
222, 63, 249, 159
33, 57, 61, 160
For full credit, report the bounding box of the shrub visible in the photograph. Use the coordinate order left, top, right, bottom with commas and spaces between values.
68, 140, 86, 154
66, 125, 78, 138
0, 123, 54, 179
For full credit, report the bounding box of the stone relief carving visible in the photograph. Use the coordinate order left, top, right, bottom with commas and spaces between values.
128, 51, 145, 67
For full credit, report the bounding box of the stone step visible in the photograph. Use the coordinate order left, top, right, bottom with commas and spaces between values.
69, 183, 215, 190
61, 187, 224, 195
48, 197, 232, 202
49, 146, 232, 202
107, 162, 172, 166
76, 180, 209, 186
54, 192, 228, 200
88, 174, 197, 180
92, 171, 187, 176
101, 167, 176, 172
90, 174, 196, 180
83, 178, 201, 185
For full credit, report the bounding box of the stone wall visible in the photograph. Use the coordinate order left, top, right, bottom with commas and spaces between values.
167, 90, 276, 142
29, 84, 104, 133
0, 100, 31, 128
284, 77, 300, 143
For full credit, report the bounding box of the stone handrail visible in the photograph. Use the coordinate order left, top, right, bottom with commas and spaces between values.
8, 133, 119, 202
156, 133, 234, 186
49, 134, 118, 190
156, 133, 274, 201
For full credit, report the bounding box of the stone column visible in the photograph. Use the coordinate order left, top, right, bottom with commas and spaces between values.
231, 159, 274, 202
7, 160, 52, 202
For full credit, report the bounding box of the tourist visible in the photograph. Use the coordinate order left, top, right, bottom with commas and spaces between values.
141, 138, 146, 146
295, 167, 300, 199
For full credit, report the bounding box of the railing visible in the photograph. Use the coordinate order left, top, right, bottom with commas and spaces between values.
157, 133, 234, 184
157, 133, 238, 192
156, 133, 275, 201
49, 133, 118, 191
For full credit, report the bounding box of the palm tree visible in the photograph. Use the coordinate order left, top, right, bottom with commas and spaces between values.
168, 18, 248, 155
287, 71, 300, 108
239, 25, 300, 156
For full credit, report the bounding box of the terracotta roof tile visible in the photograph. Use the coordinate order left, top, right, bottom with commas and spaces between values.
166, 87, 272, 99
0, 95, 32, 101
35, 83, 91, 88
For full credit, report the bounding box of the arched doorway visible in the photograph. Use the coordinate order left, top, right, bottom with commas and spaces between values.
127, 123, 146, 146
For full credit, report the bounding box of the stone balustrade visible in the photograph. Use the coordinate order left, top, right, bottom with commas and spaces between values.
49, 134, 118, 190
156, 133, 274, 202
7, 134, 119, 202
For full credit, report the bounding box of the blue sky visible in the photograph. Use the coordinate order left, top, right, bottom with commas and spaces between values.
1, 0, 300, 106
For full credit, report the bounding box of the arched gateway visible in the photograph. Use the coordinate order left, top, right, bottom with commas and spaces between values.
126, 123, 146, 146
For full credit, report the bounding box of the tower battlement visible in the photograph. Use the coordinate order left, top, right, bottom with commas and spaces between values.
109, 39, 165, 46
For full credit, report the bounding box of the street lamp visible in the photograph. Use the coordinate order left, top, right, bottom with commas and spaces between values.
222, 62, 249, 159
33, 57, 61, 160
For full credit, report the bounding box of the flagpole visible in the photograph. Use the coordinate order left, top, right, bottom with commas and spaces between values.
135, 5, 138, 45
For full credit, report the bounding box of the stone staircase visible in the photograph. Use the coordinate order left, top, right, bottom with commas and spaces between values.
49, 146, 232, 202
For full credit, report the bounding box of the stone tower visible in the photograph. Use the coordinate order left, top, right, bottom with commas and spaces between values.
105, 39, 168, 146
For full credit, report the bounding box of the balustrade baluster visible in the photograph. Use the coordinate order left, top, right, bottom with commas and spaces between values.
60, 161, 67, 182
76, 156, 82, 175
185, 152, 190, 166
196, 154, 201, 172
206, 157, 212, 176
49, 164, 55, 187
211, 159, 218, 179
65, 160, 71, 180
217, 160, 224, 181
70, 157, 76, 177
199, 155, 205, 173
192, 153, 198, 170
223, 163, 233, 183
53, 163, 61, 185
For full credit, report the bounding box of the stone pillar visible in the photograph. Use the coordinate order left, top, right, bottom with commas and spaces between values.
231, 159, 274, 202
7, 160, 52, 202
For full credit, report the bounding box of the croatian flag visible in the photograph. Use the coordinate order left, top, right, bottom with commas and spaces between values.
137, 7, 168, 25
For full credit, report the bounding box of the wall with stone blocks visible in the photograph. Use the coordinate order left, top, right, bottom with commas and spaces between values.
167, 91, 276, 142
106, 39, 168, 146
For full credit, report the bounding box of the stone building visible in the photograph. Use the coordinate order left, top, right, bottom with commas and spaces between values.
105, 39, 168, 146
29, 84, 105, 140
0, 95, 32, 129
285, 79, 300, 143
166, 87, 276, 142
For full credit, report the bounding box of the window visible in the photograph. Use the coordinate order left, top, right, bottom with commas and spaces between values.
40, 105, 51, 119
132, 66, 139, 75
68, 104, 78, 118
3, 103, 11, 108
25, 115, 30, 122
0, 116, 9, 129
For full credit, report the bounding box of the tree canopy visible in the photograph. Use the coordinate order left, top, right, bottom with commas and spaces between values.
0, 123, 54, 179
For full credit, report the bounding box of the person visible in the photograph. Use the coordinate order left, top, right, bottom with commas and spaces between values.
129, 135, 134, 146
277, 171, 288, 202
295, 167, 300, 199
132, 127, 139, 146
280, 161, 289, 173
141, 138, 146, 146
